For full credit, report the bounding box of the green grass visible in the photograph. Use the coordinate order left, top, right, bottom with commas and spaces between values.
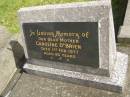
0, 0, 88, 33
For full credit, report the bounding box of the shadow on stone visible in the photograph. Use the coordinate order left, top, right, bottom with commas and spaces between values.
112, 0, 128, 42
10, 41, 26, 71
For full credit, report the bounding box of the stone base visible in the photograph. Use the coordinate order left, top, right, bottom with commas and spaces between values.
23, 52, 128, 93
0, 43, 17, 95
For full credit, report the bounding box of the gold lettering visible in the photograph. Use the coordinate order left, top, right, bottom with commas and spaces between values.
36, 41, 58, 47
30, 32, 35, 37
82, 32, 89, 38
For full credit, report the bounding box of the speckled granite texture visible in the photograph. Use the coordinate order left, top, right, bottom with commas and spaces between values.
3, 45, 129, 97
18, 1, 128, 93
18, 1, 114, 75
118, 0, 130, 43
23, 52, 128, 92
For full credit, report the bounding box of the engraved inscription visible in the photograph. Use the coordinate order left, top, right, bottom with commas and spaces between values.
23, 22, 99, 68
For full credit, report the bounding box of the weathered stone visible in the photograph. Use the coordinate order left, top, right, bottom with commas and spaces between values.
118, 0, 130, 43
5, 45, 130, 97
18, 1, 128, 92
0, 33, 26, 95
23, 51, 128, 92
0, 26, 11, 49
18, 0, 114, 75
118, 26, 130, 43
0, 43, 17, 95
0, 25, 14, 95
123, 0, 130, 26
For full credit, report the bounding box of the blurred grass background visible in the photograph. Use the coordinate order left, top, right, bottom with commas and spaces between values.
0, 0, 128, 36
0, 0, 88, 33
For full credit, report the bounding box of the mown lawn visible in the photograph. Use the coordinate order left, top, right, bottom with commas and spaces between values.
0, 0, 88, 33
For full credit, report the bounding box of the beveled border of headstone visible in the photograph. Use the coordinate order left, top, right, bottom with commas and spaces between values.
18, 1, 115, 76
23, 52, 128, 93
18, 1, 129, 92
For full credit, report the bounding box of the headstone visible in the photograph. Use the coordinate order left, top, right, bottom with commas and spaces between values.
118, 0, 130, 43
18, 1, 128, 92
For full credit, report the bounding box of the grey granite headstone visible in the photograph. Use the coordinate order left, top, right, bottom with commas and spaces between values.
18, 1, 128, 92
118, 0, 130, 43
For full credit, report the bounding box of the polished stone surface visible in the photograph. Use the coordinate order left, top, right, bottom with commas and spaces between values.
18, 1, 115, 74
17, 1, 127, 94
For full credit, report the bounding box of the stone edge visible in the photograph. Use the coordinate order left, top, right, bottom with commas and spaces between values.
118, 0, 130, 43
18, 1, 111, 76
23, 52, 128, 93
18, 1, 110, 12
